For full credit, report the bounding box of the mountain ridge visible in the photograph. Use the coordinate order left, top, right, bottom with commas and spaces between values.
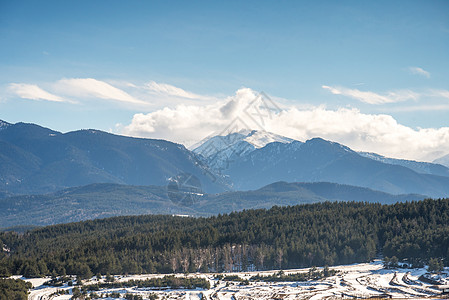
224, 136, 449, 197
434, 153, 449, 168
359, 151, 449, 177
0, 120, 227, 195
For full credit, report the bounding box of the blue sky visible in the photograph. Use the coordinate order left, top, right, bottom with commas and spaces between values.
1, 1, 449, 161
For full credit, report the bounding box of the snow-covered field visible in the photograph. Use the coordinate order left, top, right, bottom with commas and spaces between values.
24, 261, 448, 300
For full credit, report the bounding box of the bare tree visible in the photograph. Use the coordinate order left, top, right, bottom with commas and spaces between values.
170, 251, 179, 273
256, 247, 265, 270
180, 249, 190, 273
276, 248, 283, 269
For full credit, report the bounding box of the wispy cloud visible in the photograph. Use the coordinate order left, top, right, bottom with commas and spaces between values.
8, 83, 65, 102
5, 78, 217, 109
322, 85, 420, 104
430, 89, 449, 99
383, 104, 449, 112
409, 66, 430, 78
56, 78, 147, 105
145, 81, 209, 100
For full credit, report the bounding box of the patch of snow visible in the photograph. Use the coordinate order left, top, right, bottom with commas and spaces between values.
243, 130, 294, 148
2, 244, 10, 253
23, 262, 445, 300
23, 276, 51, 288
0, 120, 11, 131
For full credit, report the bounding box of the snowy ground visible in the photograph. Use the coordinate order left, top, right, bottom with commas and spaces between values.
23, 261, 448, 300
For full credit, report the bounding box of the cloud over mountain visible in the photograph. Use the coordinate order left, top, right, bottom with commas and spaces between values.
6, 77, 449, 163
122, 88, 449, 162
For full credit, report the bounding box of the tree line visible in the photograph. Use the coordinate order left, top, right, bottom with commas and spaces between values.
0, 278, 32, 300
0, 199, 448, 278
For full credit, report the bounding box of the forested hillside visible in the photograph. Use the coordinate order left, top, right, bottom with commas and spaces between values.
0, 199, 448, 278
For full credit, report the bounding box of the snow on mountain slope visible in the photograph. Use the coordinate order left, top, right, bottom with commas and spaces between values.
0, 120, 10, 131
193, 129, 295, 171
359, 152, 449, 177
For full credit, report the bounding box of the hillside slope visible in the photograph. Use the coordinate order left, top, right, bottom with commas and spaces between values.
0, 120, 227, 195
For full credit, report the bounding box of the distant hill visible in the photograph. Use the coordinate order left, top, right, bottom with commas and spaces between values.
199, 181, 426, 214
359, 152, 449, 177
434, 153, 449, 168
0, 183, 191, 227
0, 120, 227, 196
0, 182, 426, 228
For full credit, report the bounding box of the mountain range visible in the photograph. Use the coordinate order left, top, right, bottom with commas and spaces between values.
1, 119, 449, 228
193, 130, 449, 198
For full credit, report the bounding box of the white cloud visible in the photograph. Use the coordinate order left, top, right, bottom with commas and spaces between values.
409, 66, 430, 78
145, 81, 209, 100
5, 78, 217, 109
322, 85, 420, 104
121, 88, 449, 162
8, 83, 65, 102
55, 78, 147, 105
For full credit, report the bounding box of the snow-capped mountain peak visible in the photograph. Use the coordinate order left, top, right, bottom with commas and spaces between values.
192, 129, 296, 171
243, 130, 294, 148
195, 129, 294, 151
